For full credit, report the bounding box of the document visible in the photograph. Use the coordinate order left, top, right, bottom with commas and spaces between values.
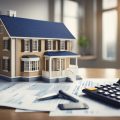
0, 82, 75, 111
15, 79, 95, 112
50, 78, 120, 116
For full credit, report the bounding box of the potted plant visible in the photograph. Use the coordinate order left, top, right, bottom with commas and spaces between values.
78, 36, 90, 55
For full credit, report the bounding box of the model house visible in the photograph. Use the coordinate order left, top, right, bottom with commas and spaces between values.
0, 15, 79, 82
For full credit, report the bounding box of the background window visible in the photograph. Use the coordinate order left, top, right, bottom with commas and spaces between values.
63, 0, 79, 38
63, 0, 79, 52
102, 0, 118, 61
102, 0, 118, 10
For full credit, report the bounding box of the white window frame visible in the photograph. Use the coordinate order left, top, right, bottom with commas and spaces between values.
32, 40, 38, 52
60, 41, 65, 50
22, 58, 40, 72
47, 40, 52, 50
24, 40, 30, 52
2, 56, 9, 72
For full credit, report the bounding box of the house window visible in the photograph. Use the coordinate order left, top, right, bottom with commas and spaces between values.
23, 61, 39, 72
2, 57, 9, 72
3, 40, 8, 50
21, 56, 40, 72
48, 40, 52, 50
24, 40, 30, 52
32, 40, 38, 51
60, 41, 65, 50
102, 0, 118, 61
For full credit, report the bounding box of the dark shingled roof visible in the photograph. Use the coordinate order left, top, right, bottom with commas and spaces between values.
0, 15, 75, 39
44, 51, 78, 57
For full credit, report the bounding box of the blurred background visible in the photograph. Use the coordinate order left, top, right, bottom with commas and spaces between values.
0, 0, 119, 68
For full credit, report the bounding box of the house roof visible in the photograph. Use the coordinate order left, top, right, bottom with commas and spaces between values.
0, 15, 75, 40
44, 51, 79, 57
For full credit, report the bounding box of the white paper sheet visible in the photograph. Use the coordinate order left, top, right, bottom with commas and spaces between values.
0, 82, 75, 111
50, 78, 120, 116
15, 79, 95, 112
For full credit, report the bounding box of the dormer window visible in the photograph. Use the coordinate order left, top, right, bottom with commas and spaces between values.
24, 40, 30, 52
32, 40, 38, 51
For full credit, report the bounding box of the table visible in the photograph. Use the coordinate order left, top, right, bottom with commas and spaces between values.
0, 68, 120, 120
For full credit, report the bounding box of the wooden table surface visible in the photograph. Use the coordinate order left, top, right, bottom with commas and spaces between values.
0, 68, 120, 120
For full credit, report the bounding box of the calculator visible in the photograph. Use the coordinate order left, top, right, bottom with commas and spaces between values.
82, 79, 120, 108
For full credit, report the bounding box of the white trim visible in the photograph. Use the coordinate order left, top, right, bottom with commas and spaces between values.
49, 58, 52, 78
3, 37, 9, 40
0, 74, 41, 79
11, 36, 75, 41
3, 70, 8, 72
23, 70, 39, 72
0, 19, 11, 37
3, 56, 9, 59
21, 58, 40, 61
11, 39, 15, 77
44, 55, 80, 58
3, 49, 8, 52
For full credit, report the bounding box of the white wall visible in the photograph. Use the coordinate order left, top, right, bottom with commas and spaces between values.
0, 0, 49, 20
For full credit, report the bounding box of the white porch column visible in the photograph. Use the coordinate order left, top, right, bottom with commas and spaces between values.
49, 58, 52, 78
76, 57, 78, 66
59, 58, 62, 77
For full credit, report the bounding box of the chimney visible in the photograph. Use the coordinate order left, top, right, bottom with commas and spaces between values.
7, 10, 16, 17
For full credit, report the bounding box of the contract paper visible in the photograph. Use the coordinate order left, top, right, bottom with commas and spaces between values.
0, 82, 75, 111
15, 79, 95, 112
50, 78, 120, 116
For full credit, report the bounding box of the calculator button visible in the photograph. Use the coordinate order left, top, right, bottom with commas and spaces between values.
115, 87, 120, 91
116, 96, 120, 100
103, 88, 108, 91
113, 83, 120, 86
108, 90, 114, 93
115, 92, 120, 95
110, 94, 116, 98
97, 90, 104, 94
113, 89, 117, 92
103, 92, 109, 96
112, 86, 115, 88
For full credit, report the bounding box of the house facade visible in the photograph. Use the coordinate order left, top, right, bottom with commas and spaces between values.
0, 15, 79, 82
